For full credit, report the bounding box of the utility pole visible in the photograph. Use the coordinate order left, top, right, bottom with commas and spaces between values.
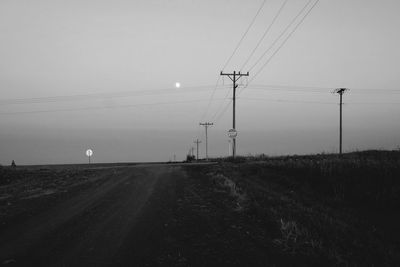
334, 88, 349, 156
199, 122, 213, 160
220, 71, 249, 158
194, 139, 201, 160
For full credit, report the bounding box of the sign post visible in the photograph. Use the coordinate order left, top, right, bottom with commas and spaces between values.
86, 149, 93, 164
227, 129, 237, 157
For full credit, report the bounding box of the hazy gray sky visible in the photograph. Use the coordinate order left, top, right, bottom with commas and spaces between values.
1, 0, 399, 164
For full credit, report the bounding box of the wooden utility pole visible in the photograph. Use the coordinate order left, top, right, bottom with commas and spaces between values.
194, 139, 201, 160
220, 71, 249, 158
334, 88, 349, 155
199, 122, 213, 160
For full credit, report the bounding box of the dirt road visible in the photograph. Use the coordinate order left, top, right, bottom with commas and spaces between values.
1, 163, 278, 266
0, 165, 180, 266
3, 161, 395, 266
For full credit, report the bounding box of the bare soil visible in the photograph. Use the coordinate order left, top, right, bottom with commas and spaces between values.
0, 161, 399, 266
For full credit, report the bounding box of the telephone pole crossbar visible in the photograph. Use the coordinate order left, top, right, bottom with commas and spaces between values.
220, 71, 249, 158
199, 122, 213, 160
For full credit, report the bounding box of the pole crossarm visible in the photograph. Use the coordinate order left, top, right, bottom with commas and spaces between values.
220, 71, 249, 82
334, 88, 349, 95
220, 71, 249, 158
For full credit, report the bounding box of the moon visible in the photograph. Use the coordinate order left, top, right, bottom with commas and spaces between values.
175, 82, 181, 88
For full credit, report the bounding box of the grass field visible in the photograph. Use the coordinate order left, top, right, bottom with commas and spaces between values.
202, 150, 400, 265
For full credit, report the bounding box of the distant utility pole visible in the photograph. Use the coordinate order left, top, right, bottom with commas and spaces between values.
220, 71, 249, 158
194, 139, 201, 160
334, 88, 349, 155
199, 122, 213, 160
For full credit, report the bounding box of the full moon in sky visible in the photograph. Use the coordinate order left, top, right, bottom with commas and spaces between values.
175, 82, 181, 88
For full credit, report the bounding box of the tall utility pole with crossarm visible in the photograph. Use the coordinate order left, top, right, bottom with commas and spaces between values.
199, 122, 213, 160
334, 88, 349, 156
220, 71, 249, 158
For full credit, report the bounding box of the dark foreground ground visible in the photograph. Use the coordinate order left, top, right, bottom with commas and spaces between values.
1, 151, 400, 266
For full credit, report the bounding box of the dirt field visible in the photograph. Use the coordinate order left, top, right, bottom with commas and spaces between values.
0, 158, 399, 266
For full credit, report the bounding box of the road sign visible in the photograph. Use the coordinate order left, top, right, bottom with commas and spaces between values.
86, 149, 93, 157
228, 129, 237, 138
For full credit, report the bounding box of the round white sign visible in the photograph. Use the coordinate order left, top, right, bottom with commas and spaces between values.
228, 129, 237, 138
86, 149, 93, 157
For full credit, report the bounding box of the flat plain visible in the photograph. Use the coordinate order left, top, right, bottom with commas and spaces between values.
1, 151, 399, 266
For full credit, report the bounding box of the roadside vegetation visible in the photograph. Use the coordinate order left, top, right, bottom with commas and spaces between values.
201, 150, 400, 265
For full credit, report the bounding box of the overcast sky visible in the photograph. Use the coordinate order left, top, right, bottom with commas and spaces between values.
1, 0, 399, 165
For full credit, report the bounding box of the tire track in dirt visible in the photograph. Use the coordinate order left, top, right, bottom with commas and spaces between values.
0, 166, 170, 266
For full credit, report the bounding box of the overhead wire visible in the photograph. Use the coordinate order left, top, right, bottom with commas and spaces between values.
0, 98, 226, 115
239, 97, 336, 105
240, 0, 289, 71
208, 0, 318, 124
214, 100, 233, 123
247, 0, 315, 75
206, 84, 233, 124
0, 85, 230, 106
238, 0, 320, 97
200, 76, 222, 121
221, 0, 268, 71
238, 97, 400, 105
200, 0, 268, 121
247, 84, 400, 93
249, 0, 320, 86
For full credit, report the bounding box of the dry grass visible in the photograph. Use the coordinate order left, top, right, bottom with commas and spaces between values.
209, 150, 400, 265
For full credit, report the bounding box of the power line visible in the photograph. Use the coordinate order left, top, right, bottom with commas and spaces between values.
208, 82, 342, 120
214, 100, 233, 123
4, 82, 396, 108
248, 0, 320, 85
344, 101, 400, 105
246, 0, 315, 74
200, 76, 222, 121
235, 0, 318, 98
239, 97, 336, 105
238, 97, 400, 105
201, 0, 267, 121
221, 0, 268, 71
208, 97, 400, 123
207, 86, 232, 122
0, 98, 226, 115
0, 85, 229, 106
240, 0, 289, 71
247, 84, 400, 94
247, 86, 330, 93
250, 84, 331, 90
